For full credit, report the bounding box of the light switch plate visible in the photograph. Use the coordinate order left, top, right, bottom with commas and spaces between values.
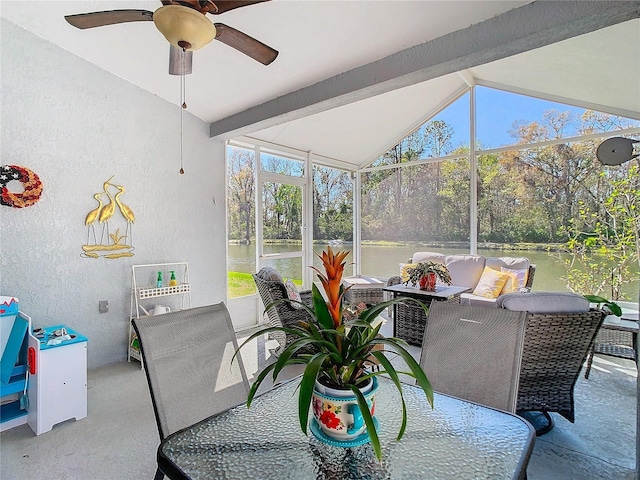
99, 300, 109, 313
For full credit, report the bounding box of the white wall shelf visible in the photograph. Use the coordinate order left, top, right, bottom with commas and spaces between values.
136, 284, 192, 299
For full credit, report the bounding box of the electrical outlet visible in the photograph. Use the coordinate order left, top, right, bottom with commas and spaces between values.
99, 300, 109, 314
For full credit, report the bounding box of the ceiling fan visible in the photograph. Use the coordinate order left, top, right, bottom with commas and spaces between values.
64, 0, 278, 73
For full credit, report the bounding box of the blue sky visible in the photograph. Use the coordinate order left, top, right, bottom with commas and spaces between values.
434, 86, 591, 150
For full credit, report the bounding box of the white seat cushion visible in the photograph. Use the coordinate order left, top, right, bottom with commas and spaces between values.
460, 293, 499, 306
444, 255, 486, 288
411, 252, 447, 264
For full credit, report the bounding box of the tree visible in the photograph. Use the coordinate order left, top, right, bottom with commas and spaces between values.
379, 130, 424, 213
562, 163, 640, 300
361, 122, 456, 241
227, 147, 255, 244
262, 182, 302, 240
313, 166, 353, 241
423, 120, 453, 233
438, 155, 470, 240
502, 110, 624, 242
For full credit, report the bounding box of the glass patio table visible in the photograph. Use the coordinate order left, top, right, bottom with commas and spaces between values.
158, 376, 535, 480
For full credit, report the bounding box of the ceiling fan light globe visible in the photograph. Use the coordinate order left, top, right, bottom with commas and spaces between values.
153, 5, 215, 51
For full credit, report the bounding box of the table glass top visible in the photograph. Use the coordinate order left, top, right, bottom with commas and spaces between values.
602, 315, 639, 331
383, 283, 471, 298
160, 377, 533, 479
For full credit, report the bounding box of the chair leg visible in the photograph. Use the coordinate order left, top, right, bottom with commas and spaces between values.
154, 467, 164, 480
584, 349, 595, 379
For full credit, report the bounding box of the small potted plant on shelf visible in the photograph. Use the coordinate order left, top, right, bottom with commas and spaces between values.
234, 247, 433, 460
402, 261, 452, 291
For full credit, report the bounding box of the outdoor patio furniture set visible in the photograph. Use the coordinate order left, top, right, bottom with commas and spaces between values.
134, 301, 535, 480
125, 261, 635, 479
409, 252, 536, 304
252, 257, 613, 437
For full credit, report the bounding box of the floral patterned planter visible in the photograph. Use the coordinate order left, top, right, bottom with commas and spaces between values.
419, 272, 437, 291
311, 377, 378, 443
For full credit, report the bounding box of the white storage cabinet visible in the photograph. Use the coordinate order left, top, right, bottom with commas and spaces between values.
27, 325, 87, 435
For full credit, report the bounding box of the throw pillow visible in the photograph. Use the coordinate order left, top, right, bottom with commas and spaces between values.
500, 271, 519, 294
284, 279, 302, 308
472, 267, 511, 299
500, 267, 528, 292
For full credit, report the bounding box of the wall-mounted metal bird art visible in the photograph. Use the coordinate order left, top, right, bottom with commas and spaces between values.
112, 183, 135, 245
85, 192, 104, 245
82, 176, 136, 259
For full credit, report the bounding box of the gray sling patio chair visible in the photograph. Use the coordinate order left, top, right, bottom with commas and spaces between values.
419, 302, 528, 413
132, 302, 250, 480
253, 267, 314, 354
497, 292, 606, 436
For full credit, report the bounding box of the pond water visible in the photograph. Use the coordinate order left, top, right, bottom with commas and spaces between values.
228, 243, 639, 299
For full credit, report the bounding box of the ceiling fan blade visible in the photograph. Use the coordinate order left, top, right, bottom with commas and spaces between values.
214, 23, 278, 65
209, 1, 271, 14
158, 1, 269, 14
65, 10, 154, 29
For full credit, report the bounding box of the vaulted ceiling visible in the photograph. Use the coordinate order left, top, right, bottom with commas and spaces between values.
2, 1, 638, 169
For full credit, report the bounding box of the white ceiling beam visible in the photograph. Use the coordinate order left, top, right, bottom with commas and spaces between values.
458, 70, 476, 88
235, 135, 356, 172
477, 126, 640, 156
210, 1, 640, 139
476, 79, 640, 120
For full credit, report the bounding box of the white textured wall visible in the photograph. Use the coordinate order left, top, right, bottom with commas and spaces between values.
0, 20, 227, 368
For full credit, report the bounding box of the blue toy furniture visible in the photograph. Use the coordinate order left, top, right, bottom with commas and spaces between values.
0, 297, 36, 432
1, 297, 88, 435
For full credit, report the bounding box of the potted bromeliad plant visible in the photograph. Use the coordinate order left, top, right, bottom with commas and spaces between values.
234, 247, 433, 460
402, 261, 452, 291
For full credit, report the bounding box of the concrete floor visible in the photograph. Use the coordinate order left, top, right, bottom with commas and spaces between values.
0, 324, 636, 480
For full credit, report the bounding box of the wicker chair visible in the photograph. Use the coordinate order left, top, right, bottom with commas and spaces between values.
420, 302, 528, 413
497, 292, 606, 435
132, 302, 250, 480
253, 268, 314, 354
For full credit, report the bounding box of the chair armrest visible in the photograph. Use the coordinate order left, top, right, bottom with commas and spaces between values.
387, 276, 402, 286
525, 265, 536, 289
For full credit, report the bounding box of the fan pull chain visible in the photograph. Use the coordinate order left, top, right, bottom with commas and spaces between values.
179, 48, 187, 175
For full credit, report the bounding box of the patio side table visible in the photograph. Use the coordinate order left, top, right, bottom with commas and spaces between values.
584, 312, 638, 378
383, 283, 471, 345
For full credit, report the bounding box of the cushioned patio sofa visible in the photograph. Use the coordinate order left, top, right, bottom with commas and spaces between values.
396, 251, 535, 306
387, 252, 536, 345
